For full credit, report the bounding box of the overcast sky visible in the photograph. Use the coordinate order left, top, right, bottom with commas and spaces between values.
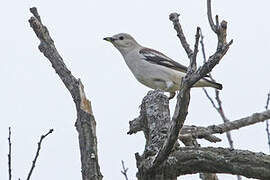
1, 1, 270, 180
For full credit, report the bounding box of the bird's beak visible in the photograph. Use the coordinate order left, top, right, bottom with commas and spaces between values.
103, 37, 116, 43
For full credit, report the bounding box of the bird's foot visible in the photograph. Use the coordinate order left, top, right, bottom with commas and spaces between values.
168, 92, 176, 100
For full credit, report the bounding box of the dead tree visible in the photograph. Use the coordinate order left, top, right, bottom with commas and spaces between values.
28, 0, 270, 179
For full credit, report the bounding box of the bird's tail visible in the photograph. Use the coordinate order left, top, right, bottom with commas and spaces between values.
195, 78, 223, 90
209, 81, 223, 90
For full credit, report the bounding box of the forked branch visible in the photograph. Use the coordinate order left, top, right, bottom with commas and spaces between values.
149, 4, 233, 171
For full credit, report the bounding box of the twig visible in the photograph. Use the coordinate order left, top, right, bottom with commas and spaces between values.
26, 129, 53, 180
8, 127, 12, 180
121, 160, 129, 180
202, 88, 218, 110
265, 91, 270, 152
214, 91, 235, 149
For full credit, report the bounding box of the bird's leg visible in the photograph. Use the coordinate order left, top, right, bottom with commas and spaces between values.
169, 92, 176, 99
165, 81, 176, 100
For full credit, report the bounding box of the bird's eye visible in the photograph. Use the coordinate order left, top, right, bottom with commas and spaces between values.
119, 36, 124, 40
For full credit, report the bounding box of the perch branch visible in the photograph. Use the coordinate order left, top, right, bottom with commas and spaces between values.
28, 7, 102, 180
150, 10, 232, 170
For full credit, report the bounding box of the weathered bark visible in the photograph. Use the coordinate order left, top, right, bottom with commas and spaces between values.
131, 90, 270, 180
169, 147, 270, 179
133, 90, 177, 180
28, 7, 102, 180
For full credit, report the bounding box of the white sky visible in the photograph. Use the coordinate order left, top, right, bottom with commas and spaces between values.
1, 0, 270, 180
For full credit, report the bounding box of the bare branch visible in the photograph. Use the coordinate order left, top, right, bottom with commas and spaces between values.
214, 90, 235, 149
180, 125, 221, 143
8, 127, 12, 180
132, 90, 270, 179
208, 109, 270, 133
130, 96, 270, 145
169, 13, 193, 58
121, 161, 129, 180
199, 29, 236, 180
207, 0, 232, 51
28, 7, 103, 180
180, 109, 270, 142
150, 10, 232, 170
199, 29, 235, 149
26, 129, 53, 180
189, 27, 200, 74
137, 4, 234, 171
168, 147, 270, 179
199, 29, 207, 64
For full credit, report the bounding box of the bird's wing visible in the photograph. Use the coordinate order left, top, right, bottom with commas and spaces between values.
139, 48, 188, 73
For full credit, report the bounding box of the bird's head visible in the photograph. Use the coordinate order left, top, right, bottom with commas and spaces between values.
104, 33, 139, 55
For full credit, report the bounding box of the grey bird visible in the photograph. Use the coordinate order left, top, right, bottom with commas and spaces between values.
104, 33, 222, 99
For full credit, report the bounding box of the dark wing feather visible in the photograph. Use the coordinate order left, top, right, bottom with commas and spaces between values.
139, 48, 188, 73
139, 48, 210, 77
